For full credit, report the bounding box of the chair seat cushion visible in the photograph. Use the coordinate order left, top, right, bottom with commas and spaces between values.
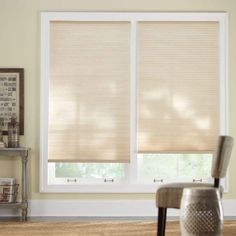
156, 182, 215, 209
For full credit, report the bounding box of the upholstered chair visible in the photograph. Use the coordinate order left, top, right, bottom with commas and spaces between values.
156, 135, 234, 236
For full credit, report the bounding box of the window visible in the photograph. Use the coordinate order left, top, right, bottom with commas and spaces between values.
41, 12, 227, 193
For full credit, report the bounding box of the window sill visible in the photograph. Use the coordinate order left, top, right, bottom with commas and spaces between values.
41, 183, 163, 193
40, 179, 227, 193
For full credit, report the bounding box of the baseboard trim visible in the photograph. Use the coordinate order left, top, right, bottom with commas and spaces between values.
1, 199, 236, 217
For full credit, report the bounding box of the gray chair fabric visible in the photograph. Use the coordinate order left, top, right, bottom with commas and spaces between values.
156, 183, 214, 209
211, 135, 233, 178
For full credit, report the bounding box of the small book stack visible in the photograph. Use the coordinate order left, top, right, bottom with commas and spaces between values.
0, 178, 18, 203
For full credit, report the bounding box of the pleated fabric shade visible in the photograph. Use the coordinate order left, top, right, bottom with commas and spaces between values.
48, 21, 130, 162
137, 22, 220, 153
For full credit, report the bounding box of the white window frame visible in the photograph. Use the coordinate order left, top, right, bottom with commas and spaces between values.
40, 12, 228, 193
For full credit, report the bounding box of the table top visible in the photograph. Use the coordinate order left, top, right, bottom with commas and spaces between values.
0, 147, 30, 157
0, 147, 29, 151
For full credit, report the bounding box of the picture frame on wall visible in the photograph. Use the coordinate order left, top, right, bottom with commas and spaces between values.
0, 68, 24, 135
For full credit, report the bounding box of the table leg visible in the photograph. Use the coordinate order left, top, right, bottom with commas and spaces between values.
21, 153, 28, 221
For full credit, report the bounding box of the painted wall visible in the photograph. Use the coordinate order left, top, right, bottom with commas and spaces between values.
0, 0, 235, 201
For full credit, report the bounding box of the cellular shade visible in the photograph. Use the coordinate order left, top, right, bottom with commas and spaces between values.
48, 21, 130, 162
137, 22, 220, 153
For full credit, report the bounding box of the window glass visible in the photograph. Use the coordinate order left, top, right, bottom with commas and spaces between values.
139, 154, 212, 182
54, 163, 126, 180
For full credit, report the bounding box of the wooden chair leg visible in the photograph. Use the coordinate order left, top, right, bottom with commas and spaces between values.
157, 207, 167, 236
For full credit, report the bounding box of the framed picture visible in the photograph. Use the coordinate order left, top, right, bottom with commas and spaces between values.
0, 68, 24, 135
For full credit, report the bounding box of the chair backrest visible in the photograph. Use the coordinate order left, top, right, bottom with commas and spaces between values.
211, 135, 233, 186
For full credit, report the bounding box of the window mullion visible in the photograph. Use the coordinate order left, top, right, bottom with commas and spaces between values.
129, 20, 138, 184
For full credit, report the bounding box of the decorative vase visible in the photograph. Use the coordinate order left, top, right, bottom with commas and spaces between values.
8, 117, 19, 148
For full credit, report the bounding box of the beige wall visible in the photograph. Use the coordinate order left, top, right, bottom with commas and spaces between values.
0, 0, 235, 200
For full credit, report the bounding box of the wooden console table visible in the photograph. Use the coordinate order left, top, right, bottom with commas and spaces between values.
0, 148, 30, 221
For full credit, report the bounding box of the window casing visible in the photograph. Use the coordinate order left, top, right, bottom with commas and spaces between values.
40, 12, 228, 193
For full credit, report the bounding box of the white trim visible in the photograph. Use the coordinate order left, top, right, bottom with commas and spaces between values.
1, 199, 236, 217
29, 199, 158, 217
129, 20, 138, 184
40, 180, 227, 193
40, 183, 164, 193
41, 12, 226, 22
219, 13, 228, 134
40, 12, 228, 193
40, 15, 50, 192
